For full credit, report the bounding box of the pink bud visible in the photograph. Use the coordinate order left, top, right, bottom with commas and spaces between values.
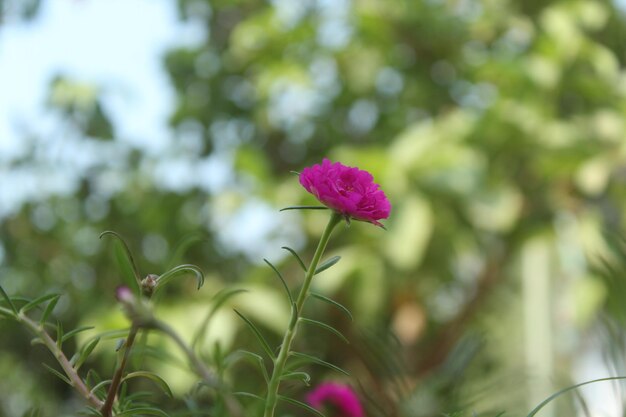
306, 382, 364, 417
115, 285, 135, 304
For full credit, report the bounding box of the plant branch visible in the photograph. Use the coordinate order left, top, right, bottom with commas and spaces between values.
101, 324, 139, 417
18, 313, 104, 408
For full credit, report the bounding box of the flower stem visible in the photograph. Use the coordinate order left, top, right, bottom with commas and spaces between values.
263, 211, 342, 417
101, 324, 139, 417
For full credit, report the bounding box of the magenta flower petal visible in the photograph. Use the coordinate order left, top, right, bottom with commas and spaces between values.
299, 159, 391, 226
306, 382, 364, 417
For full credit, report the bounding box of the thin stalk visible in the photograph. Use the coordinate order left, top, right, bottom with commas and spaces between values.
152, 318, 244, 417
101, 325, 139, 417
17, 313, 104, 408
152, 319, 219, 387
263, 211, 342, 417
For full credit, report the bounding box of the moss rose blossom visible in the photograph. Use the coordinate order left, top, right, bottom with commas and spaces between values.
299, 159, 391, 226
306, 382, 364, 417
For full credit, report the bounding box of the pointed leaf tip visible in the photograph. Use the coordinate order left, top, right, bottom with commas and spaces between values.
280, 206, 329, 212
314, 256, 341, 275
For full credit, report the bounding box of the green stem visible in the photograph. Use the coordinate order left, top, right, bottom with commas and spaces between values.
263, 211, 342, 417
17, 313, 104, 408
101, 325, 139, 417
152, 319, 220, 388
152, 319, 244, 417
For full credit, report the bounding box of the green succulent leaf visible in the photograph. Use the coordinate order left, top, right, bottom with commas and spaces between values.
89, 379, 112, 396
116, 407, 170, 417
281, 246, 307, 272
80, 406, 102, 416
55, 320, 64, 349
30, 337, 44, 347
99, 230, 142, 292
21, 407, 42, 417
264, 258, 293, 304
314, 256, 341, 275
310, 292, 353, 321
166, 232, 207, 269
226, 349, 270, 383
75, 337, 101, 371
193, 288, 247, 349
299, 318, 349, 343
0, 285, 17, 314
42, 362, 71, 385
526, 376, 626, 417
155, 263, 205, 292
61, 326, 95, 343
278, 395, 326, 417
20, 293, 60, 315
39, 294, 62, 325
289, 351, 349, 376
233, 309, 275, 359
233, 391, 265, 401
121, 371, 173, 398
280, 371, 311, 386
0, 306, 15, 319
279, 206, 329, 212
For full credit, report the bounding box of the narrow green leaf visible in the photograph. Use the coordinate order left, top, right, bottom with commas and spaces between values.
281, 246, 307, 272
315, 256, 341, 275
289, 351, 349, 376
75, 337, 101, 371
526, 376, 626, 417
233, 391, 265, 401
280, 371, 311, 386
264, 258, 293, 304
30, 337, 44, 347
278, 395, 326, 417
56, 320, 64, 349
299, 318, 349, 343
61, 326, 94, 343
20, 293, 60, 314
0, 306, 16, 319
167, 232, 207, 269
192, 288, 248, 349
279, 206, 329, 212
42, 363, 71, 385
99, 230, 142, 291
155, 264, 205, 292
21, 407, 43, 417
40, 294, 61, 325
69, 353, 79, 367
310, 292, 353, 321
233, 309, 275, 359
289, 303, 298, 329
226, 349, 269, 383
0, 285, 17, 314
89, 379, 112, 396
122, 371, 173, 398
79, 406, 102, 417
116, 407, 170, 417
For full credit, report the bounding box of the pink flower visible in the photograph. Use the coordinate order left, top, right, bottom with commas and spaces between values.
306, 382, 364, 417
299, 159, 391, 227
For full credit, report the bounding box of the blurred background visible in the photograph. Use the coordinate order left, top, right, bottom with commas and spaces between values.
2, 0, 626, 416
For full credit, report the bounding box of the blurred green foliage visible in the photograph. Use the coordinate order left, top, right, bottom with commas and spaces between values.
2, 0, 626, 416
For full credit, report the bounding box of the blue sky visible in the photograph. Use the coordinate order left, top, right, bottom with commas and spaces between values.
0, 0, 203, 156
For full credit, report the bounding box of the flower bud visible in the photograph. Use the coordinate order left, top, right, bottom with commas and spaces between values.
141, 274, 159, 297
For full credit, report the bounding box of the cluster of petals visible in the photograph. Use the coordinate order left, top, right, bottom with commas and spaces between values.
299, 159, 391, 226
306, 382, 364, 417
